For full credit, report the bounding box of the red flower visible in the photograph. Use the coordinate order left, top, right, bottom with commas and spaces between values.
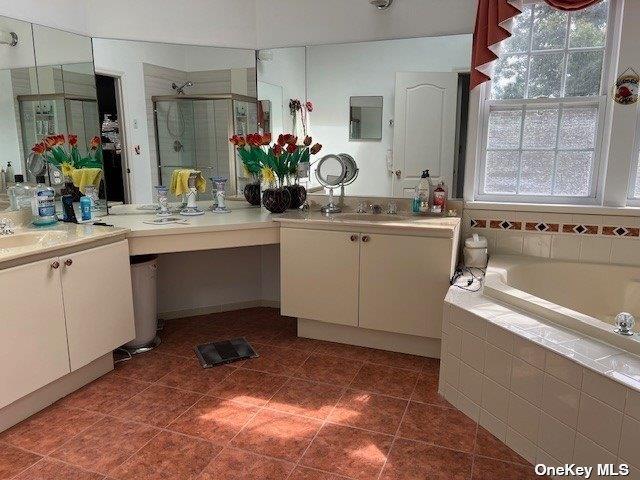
277, 134, 286, 146
90, 136, 101, 150
32, 142, 46, 155
56, 134, 65, 146
306, 101, 314, 112
286, 143, 297, 154
273, 144, 283, 157
261, 133, 272, 145
282, 134, 295, 145
303, 136, 312, 147
68, 134, 78, 147
229, 135, 240, 146
44, 136, 57, 149
310, 143, 322, 155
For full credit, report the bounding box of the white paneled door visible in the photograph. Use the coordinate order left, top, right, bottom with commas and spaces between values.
392, 72, 458, 197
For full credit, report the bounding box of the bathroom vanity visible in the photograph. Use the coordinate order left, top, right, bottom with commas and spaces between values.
0, 223, 134, 430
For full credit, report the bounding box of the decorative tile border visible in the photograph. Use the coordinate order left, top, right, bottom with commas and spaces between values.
524, 222, 559, 232
489, 220, 522, 230
467, 218, 640, 238
561, 224, 599, 235
602, 226, 640, 237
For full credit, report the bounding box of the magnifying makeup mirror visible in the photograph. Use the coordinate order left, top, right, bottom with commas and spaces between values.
315, 153, 359, 214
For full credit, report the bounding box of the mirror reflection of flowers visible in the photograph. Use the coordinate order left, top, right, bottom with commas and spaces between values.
31, 134, 103, 173
289, 99, 314, 137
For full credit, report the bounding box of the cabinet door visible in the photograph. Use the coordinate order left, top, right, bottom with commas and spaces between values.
0, 258, 70, 408
61, 240, 135, 371
281, 228, 360, 326
359, 233, 451, 337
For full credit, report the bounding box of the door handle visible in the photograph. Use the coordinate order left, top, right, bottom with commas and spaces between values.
51, 261, 60, 269
64, 258, 73, 267
395, 170, 401, 178
362, 235, 370, 243
350, 234, 359, 242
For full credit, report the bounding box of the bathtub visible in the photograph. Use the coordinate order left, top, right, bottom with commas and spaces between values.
483, 255, 640, 356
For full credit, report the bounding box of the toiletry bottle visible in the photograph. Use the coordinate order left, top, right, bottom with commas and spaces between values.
5, 162, 14, 184
32, 175, 57, 226
80, 195, 92, 222
0, 168, 5, 192
8, 174, 30, 210
412, 184, 421, 214
417, 170, 432, 214
432, 181, 446, 214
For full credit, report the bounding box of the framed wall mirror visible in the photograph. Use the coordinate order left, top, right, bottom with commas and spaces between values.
257, 34, 472, 200
349, 96, 383, 141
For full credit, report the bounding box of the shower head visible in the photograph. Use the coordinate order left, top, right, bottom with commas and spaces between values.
0, 30, 18, 46
370, 0, 394, 10
172, 81, 195, 94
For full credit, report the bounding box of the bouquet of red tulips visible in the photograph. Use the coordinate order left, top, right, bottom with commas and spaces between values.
32, 134, 103, 172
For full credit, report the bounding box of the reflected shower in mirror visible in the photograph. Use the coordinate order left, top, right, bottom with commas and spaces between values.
257, 35, 472, 200
92, 39, 258, 205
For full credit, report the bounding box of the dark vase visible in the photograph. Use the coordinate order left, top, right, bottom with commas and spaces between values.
285, 184, 307, 209
243, 182, 261, 206
62, 181, 82, 202
262, 187, 291, 214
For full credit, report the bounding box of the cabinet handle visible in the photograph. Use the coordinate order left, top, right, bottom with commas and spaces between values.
64, 259, 73, 267
51, 261, 60, 269
362, 235, 370, 243
350, 234, 359, 242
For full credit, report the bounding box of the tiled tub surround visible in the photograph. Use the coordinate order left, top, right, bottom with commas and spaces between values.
440, 287, 640, 477
463, 208, 640, 265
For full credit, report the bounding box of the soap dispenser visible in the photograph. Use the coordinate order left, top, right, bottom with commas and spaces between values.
417, 170, 432, 214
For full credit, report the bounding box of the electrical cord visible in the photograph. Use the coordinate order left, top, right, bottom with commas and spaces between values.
450, 263, 487, 292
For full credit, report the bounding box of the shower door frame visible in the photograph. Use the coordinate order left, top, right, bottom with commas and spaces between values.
151, 93, 257, 197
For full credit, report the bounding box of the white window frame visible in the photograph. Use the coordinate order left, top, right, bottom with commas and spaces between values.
474, 0, 618, 205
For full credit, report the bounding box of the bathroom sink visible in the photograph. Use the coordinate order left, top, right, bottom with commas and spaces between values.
333, 213, 409, 222
0, 232, 45, 249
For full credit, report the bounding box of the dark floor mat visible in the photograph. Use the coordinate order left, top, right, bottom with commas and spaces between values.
195, 337, 259, 368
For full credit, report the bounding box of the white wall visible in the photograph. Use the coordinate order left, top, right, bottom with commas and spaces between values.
0, 0, 88, 35
307, 35, 472, 197
255, 0, 476, 49
86, 0, 257, 49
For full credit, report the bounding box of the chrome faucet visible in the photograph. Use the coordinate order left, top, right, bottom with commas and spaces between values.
615, 312, 635, 336
0, 218, 14, 235
369, 204, 383, 214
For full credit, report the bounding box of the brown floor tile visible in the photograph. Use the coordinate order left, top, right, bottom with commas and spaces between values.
288, 467, 347, 480
422, 357, 441, 376
474, 427, 529, 465
231, 409, 322, 462
364, 350, 426, 371
314, 342, 372, 362
350, 363, 418, 399
156, 359, 236, 393
110, 430, 220, 480
240, 343, 311, 375
296, 354, 363, 386
301, 424, 393, 480
398, 402, 477, 453
114, 352, 188, 382
206, 368, 287, 406
167, 396, 257, 443
379, 438, 472, 480
267, 378, 344, 420
50, 417, 158, 475
13, 458, 103, 480
57, 372, 150, 413
328, 390, 407, 435
266, 330, 323, 352
411, 372, 451, 407
0, 406, 103, 455
198, 448, 295, 480
0, 443, 41, 479
111, 385, 201, 428
472, 456, 538, 480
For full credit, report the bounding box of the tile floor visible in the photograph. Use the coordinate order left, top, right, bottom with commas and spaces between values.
0, 308, 544, 480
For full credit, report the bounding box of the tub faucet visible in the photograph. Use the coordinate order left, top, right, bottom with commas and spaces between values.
615, 312, 635, 336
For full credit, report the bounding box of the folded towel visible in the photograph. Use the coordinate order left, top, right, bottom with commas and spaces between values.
62, 165, 103, 194
170, 169, 207, 197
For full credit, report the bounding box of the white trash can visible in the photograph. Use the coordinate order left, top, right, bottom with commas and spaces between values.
125, 255, 159, 352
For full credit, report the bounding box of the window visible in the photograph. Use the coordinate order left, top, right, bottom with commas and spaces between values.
477, 0, 612, 203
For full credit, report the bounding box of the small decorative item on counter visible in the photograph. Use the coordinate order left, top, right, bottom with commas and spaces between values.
61, 194, 77, 223
614, 67, 639, 105
412, 170, 432, 214
229, 132, 322, 213
464, 234, 488, 269
211, 176, 231, 214
79, 195, 92, 222
432, 181, 446, 214
155, 185, 170, 216
31, 175, 57, 226
5, 161, 14, 184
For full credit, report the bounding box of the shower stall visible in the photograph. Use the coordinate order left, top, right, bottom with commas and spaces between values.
152, 94, 258, 198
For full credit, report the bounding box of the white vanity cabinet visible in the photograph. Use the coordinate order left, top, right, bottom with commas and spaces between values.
0, 239, 134, 409
281, 226, 457, 339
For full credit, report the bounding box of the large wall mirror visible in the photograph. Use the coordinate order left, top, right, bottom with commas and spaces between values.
0, 16, 105, 212
92, 39, 258, 205
257, 34, 472, 199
